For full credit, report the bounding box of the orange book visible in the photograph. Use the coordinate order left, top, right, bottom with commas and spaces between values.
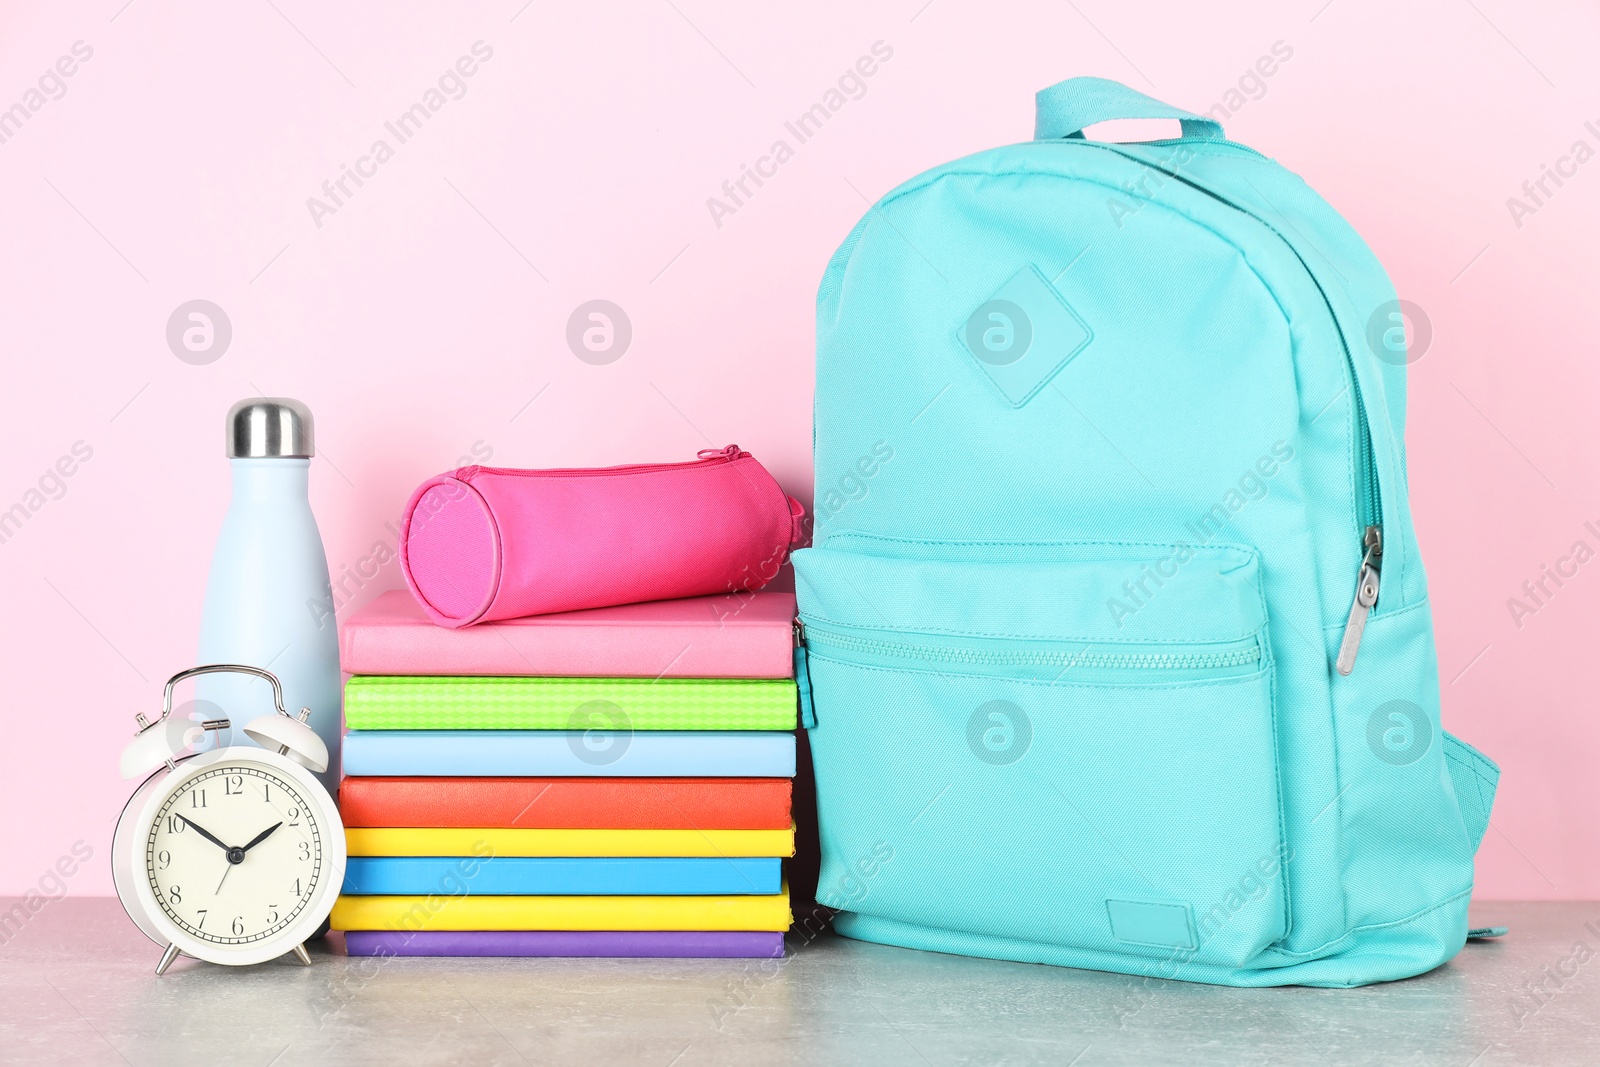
339, 776, 792, 830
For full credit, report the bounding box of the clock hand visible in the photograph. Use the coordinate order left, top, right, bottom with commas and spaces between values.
176, 815, 232, 853
239, 821, 284, 854
211, 821, 284, 897
215, 828, 281, 894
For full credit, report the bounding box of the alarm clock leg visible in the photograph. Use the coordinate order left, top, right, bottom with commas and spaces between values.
291, 943, 312, 966
155, 943, 181, 975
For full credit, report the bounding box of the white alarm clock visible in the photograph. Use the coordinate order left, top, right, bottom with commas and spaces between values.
113, 664, 345, 974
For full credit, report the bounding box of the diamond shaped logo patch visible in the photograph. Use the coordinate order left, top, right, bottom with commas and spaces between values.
959, 266, 1093, 407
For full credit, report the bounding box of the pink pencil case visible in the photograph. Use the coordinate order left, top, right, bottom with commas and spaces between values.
400, 445, 804, 628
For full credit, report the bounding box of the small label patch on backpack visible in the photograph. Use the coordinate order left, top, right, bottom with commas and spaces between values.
1106, 899, 1197, 950
958, 265, 1093, 407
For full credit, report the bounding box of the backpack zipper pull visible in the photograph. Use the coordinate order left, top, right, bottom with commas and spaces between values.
1335, 526, 1382, 676
793, 617, 816, 729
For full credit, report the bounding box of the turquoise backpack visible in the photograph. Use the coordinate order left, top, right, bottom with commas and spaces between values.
792, 77, 1501, 987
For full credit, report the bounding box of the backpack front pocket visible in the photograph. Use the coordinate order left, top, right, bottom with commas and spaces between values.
794, 538, 1287, 970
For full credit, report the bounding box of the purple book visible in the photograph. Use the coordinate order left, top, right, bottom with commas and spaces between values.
343, 930, 785, 959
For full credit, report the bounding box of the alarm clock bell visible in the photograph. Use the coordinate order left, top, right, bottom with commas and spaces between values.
120, 664, 328, 777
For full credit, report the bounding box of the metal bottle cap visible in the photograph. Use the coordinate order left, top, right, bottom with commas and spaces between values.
226, 398, 314, 458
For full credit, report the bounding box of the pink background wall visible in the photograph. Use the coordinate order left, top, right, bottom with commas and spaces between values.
1, 0, 1595, 899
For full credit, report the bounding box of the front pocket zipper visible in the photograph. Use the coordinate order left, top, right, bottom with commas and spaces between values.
802, 622, 1262, 679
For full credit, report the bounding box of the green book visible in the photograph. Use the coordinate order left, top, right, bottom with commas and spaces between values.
343, 676, 798, 731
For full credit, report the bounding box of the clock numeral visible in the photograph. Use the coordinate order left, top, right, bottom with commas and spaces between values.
292, 878, 302, 897
166, 816, 185, 834
297, 841, 311, 861
268, 905, 280, 924
286, 806, 301, 827
262, 783, 270, 802
169, 885, 182, 904
157, 850, 171, 870
225, 775, 244, 796
196, 909, 206, 929
189, 789, 206, 809
231, 916, 245, 936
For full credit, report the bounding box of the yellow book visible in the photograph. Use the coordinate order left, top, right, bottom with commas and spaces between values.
346, 825, 795, 858
331, 883, 792, 932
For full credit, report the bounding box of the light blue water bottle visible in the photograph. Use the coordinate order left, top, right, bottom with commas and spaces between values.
195, 398, 341, 792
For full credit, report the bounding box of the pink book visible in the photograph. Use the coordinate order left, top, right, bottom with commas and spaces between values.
340, 590, 795, 678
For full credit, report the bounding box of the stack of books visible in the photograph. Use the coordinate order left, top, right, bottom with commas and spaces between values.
328, 589, 799, 958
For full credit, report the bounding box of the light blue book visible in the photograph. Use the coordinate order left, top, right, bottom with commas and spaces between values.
341, 730, 797, 777
342, 856, 783, 896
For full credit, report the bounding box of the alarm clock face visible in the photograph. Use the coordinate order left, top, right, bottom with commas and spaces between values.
144, 762, 327, 947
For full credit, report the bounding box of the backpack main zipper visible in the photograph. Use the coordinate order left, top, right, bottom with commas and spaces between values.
1334, 526, 1382, 674
1062, 139, 1385, 674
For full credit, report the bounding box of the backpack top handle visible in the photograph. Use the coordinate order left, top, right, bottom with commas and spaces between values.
1034, 76, 1224, 142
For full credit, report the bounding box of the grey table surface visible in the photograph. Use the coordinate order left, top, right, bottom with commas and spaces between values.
1, 898, 1595, 1066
